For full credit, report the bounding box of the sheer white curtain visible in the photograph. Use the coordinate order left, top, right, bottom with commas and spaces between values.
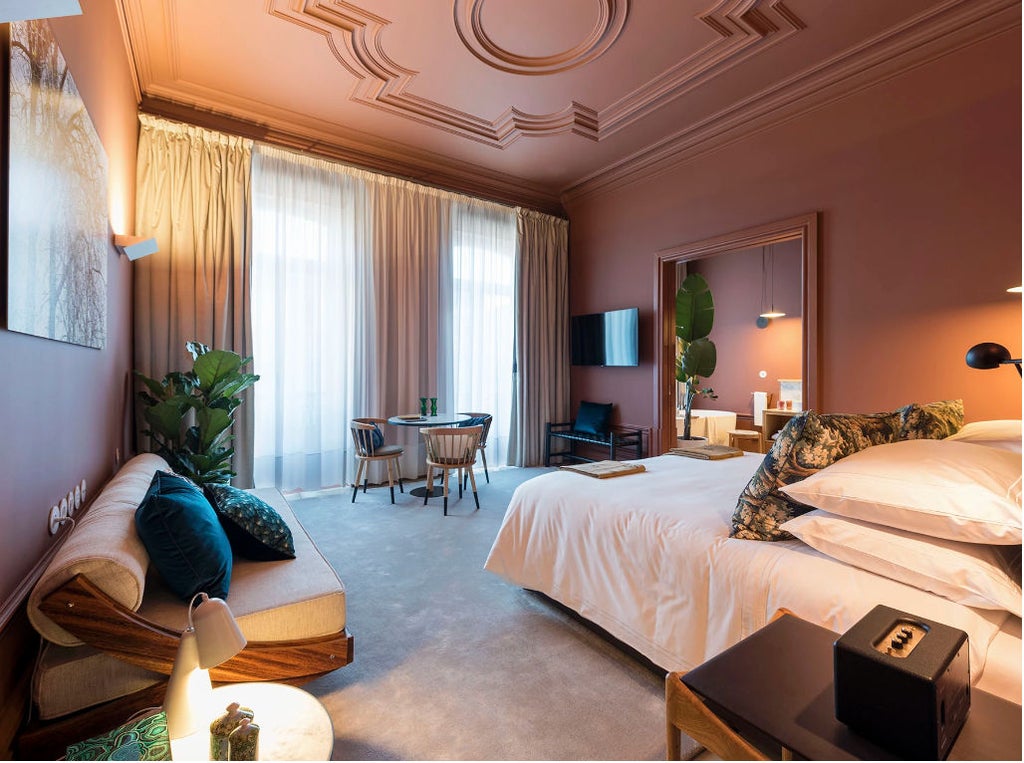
251, 146, 517, 493
449, 200, 516, 464
250, 145, 372, 492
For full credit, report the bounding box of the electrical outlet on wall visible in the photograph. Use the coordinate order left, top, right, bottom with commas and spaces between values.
48, 505, 62, 535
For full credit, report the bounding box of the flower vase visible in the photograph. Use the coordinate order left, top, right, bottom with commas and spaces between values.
419, 397, 428, 416
430, 398, 438, 416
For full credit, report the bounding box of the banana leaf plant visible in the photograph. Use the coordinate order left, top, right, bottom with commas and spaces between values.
135, 341, 259, 485
675, 273, 718, 440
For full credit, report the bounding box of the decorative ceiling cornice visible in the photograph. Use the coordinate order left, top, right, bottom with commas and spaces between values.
452, 0, 628, 75
268, 0, 805, 147
561, 0, 1021, 204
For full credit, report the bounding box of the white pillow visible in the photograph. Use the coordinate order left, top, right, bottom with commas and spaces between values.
946, 419, 1022, 453
780, 439, 1022, 544
781, 510, 1022, 616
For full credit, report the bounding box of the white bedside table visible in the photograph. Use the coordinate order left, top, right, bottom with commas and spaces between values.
170, 682, 333, 761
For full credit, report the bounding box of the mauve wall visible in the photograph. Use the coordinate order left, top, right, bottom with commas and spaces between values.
0, 2, 138, 603
565, 30, 1021, 440
687, 241, 802, 418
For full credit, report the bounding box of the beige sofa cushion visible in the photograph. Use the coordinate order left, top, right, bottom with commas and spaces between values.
139, 488, 347, 640
28, 454, 167, 646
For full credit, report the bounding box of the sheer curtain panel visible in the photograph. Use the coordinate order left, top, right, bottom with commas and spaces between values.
250, 145, 373, 493
449, 200, 516, 465
133, 115, 255, 486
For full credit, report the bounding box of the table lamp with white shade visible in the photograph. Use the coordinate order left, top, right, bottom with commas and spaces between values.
164, 592, 247, 740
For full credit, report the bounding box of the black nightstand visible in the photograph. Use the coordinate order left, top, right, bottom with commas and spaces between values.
666, 612, 1021, 760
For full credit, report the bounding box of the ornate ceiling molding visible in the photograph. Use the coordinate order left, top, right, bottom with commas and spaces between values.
268, 0, 805, 148
562, 0, 1020, 204
452, 0, 628, 75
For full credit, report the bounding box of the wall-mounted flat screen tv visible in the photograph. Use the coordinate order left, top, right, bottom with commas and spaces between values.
571, 307, 639, 366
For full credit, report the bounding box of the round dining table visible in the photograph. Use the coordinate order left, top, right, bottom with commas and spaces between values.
387, 413, 471, 497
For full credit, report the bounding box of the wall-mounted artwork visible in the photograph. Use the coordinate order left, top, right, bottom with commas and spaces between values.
6, 19, 107, 349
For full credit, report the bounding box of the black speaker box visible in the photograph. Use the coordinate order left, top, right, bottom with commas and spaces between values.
834, 604, 970, 760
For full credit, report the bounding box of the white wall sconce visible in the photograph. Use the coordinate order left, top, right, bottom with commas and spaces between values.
113, 234, 159, 261
1, 0, 82, 23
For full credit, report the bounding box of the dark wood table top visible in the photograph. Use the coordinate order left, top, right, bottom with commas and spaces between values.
681, 614, 1022, 761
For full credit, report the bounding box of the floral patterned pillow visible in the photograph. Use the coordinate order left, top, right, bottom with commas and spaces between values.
898, 399, 963, 440
204, 485, 296, 561
731, 410, 901, 541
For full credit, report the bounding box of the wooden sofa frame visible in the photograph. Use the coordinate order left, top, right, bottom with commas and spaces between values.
17, 573, 352, 758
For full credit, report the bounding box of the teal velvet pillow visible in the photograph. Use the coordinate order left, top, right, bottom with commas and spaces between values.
898, 399, 964, 440
205, 485, 296, 562
574, 401, 613, 436
731, 410, 902, 541
135, 471, 232, 600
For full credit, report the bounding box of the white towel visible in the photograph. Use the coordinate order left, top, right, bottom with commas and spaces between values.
753, 391, 769, 426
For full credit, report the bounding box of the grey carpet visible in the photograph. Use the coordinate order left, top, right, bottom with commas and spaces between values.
290, 466, 703, 761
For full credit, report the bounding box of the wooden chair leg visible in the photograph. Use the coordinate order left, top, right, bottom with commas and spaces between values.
468, 466, 479, 510
442, 468, 449, 516
386, 459, 395, 504
457, 467, 464, 499
423, 466, 433, 506
395, 457, 404, 493
480, 447, 489, 483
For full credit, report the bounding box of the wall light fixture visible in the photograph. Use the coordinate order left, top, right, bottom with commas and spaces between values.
113, 234, 159, 261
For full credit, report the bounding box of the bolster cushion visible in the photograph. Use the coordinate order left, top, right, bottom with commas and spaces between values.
27, 454, 167, 646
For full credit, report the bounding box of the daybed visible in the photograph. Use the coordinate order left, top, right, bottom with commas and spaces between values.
485, 416, 1023, 706
21, 453, 351, 751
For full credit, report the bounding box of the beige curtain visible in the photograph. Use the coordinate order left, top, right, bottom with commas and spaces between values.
133, 114, 255, 486
508, 208, 570, 466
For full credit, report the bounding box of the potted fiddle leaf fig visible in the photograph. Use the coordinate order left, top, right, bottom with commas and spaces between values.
676, 273, 718, 440
136, 341, 259, 485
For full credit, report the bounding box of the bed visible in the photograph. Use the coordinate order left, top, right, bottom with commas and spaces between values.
484, 418, 1023, 705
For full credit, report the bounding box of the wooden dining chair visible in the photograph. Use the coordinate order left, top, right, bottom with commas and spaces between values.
350, 417, 404, 504
458, 412, 493, 483
421, 425, 482, 516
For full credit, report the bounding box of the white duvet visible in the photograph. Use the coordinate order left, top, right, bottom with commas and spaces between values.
484, 455, 1020, 700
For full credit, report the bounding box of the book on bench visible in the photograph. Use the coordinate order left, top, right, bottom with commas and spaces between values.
669, 443, 744, 460
559, 460, 646, 478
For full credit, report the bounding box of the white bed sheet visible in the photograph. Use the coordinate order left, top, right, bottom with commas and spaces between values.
484, 454, 1021, 702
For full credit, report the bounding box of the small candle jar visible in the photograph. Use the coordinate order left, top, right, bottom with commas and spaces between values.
228, 717, 260, 761
210, 702, 255, 761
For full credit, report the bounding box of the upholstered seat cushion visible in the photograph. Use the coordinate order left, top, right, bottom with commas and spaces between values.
137, 488, 346, 641
366, 444, 403, 457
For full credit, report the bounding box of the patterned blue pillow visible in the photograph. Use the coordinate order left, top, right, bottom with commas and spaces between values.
135, 472, 232, 600
204, 485, 296, 561
460, 415, 490, 428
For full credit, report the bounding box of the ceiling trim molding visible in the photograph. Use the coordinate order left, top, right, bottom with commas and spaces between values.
267, 0, 804, 148
452, 0, 628, 75
561, 0, 1020, 205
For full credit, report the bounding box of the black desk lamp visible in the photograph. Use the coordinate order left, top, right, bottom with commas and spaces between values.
965, 342, 1022, 376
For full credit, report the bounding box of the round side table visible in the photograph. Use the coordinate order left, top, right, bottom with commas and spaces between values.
170, 682, 333, 761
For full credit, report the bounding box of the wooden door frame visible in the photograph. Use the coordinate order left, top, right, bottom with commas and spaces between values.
652, 212, 820, 455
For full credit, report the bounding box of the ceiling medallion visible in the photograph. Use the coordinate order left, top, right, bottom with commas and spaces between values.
268, 0, 804, 148
453, 0, 629, 75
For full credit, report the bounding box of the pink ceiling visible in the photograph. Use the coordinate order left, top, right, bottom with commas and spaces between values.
116, 0, 1019, 213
